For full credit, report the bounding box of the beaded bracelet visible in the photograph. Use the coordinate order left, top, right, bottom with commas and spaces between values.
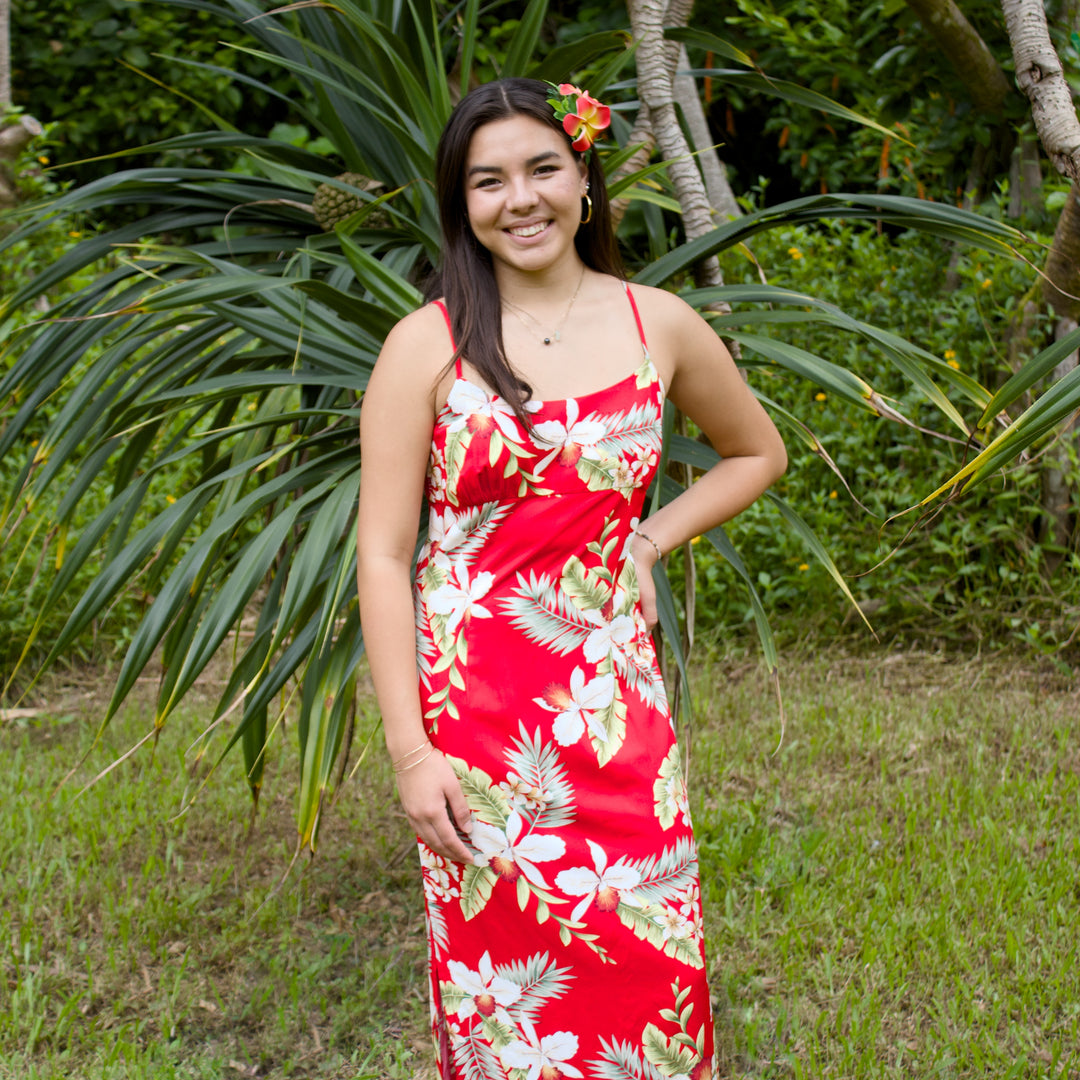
633, 528, 663, 562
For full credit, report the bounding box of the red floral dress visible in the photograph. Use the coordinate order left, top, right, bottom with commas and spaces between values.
414, 283, 715, 1080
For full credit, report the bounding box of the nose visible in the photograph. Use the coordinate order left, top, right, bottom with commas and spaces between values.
504, 173, 539, 213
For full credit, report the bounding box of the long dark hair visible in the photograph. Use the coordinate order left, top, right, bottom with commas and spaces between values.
424, 78, 624, 423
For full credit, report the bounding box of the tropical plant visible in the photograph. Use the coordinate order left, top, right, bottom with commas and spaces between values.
1, 0, 1075, 853
7, 0, 295, 188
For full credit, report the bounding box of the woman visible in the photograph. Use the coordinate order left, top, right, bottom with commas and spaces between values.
357, 78, 786, 1080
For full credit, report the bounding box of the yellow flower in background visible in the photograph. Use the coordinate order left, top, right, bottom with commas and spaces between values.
944, 349, 956, 360
947, 359, 960, 370
247, 403, 257, 411
166, 495, 177, 504
788, 247, 804, 260
981, 278, 992, 289
829, 490, 838, 499
68, 231, 82, 239
798, 563, 810, 572
691, 535, 701, 545
37, 155, 49, 165
815, 392, 827, 402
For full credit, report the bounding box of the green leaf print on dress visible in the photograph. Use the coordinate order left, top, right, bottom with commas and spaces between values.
590, 981, 713, 1080
654, 744, 691, 831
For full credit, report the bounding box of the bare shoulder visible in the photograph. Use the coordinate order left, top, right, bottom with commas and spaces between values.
625, 281, 698, 326
625, 283, 717, 376
365, 302, 456, 415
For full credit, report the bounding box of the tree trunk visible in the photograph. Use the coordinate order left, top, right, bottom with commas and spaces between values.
1002, 0, 1080, 554
609, 102, 656, 229
0, 0, 10, 110
1041, 317, 1079, 558
1003, 0, 1080, 182
905, 0, 1015, 210
673, 46, 741, 220
0, 116, 44, 209
1008, 130, 1043, 219
1043, 183, 1080, 320
628, 0, 725, 288
905, 0, 1012, 113
610, 45, 742, 227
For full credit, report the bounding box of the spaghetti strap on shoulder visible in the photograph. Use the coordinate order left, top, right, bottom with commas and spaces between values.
431, 299, 462, 378
622, 280, 650, 355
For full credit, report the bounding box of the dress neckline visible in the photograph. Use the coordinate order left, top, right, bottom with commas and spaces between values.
437, 355, 664, 420
431, 280, 655, 416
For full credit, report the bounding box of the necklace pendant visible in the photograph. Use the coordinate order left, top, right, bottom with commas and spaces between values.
543, 336, 551, 345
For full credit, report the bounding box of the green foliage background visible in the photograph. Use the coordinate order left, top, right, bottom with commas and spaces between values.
707, 0, 1028, 202
2, 0, 1078, 854
9, 0, 293, 184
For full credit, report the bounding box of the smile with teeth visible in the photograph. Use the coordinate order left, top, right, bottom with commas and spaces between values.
506, 221, 550, 238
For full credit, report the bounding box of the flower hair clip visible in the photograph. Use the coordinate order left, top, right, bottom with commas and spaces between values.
547, 82, 611, 159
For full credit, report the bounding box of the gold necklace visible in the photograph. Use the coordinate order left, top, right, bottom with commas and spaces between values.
501, 266, 587, 346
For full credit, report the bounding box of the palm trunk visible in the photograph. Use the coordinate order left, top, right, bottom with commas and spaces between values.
1003, 0, 1080, 182
628, 0, 725, 288
1002, 0, 1080, 554
0, 0, 10, 110
904, 0, 1011, 113
1041, 317, 1079, 556
674, 45, 741, 220
0, 116, 44, 210
1008, 131, 1043, 219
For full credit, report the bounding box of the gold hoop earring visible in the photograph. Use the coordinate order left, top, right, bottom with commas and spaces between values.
580, 193, 593, 225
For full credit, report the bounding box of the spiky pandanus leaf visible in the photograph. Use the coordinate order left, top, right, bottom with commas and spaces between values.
0, 0, 1055, 854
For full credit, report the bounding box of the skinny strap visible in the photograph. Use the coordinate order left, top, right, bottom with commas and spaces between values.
431, 299, 463, 379
622, 281, 650, 355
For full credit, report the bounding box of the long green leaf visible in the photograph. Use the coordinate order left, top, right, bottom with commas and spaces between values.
500, 0, 549, 78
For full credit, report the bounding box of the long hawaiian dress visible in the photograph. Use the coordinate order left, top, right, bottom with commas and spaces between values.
414, 282, 715, 1080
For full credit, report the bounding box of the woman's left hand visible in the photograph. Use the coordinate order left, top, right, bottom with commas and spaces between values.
630, 532, 660, 632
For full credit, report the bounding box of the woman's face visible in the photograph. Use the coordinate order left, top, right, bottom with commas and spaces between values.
463, 113, 588, 279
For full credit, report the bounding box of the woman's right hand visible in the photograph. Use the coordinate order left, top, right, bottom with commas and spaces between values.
395, 747, 475, 864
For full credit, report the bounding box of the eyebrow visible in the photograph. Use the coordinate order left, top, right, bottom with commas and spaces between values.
467, 150, 560, 177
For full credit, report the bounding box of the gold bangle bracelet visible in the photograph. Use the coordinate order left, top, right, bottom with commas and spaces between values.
393, 745, 437, 774
390, 738, 431, 769
633, 528, 663, 562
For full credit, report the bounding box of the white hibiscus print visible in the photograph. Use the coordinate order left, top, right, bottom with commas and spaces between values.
532, 398, 607, 473
427, 508, 469, 567
419, 846, 461, 904
533, 667, 615, 746
446, 380, 536, 437
470, 811, 566, 888
428, 557, 494, 634
581, 607, 637, 664
427, 458, 447, 501
500, 1018, 584, 1080
447, 950, 521, 1022
555, 839, 642, 922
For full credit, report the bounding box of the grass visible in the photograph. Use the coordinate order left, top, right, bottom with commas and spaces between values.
1, 648, 1077, 1078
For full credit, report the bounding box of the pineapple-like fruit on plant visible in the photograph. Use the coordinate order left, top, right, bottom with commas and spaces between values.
311, 172, 389, 231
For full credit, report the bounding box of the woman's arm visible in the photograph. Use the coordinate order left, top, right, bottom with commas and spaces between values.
629, 288, 788, 628
356, 306, 474, 863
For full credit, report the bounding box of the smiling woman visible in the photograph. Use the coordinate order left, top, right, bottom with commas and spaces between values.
355, 77, 786, 1080
463, 118, 587, 281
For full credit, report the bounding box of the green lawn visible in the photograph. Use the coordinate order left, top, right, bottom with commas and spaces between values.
1, 650, 1076, 1078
